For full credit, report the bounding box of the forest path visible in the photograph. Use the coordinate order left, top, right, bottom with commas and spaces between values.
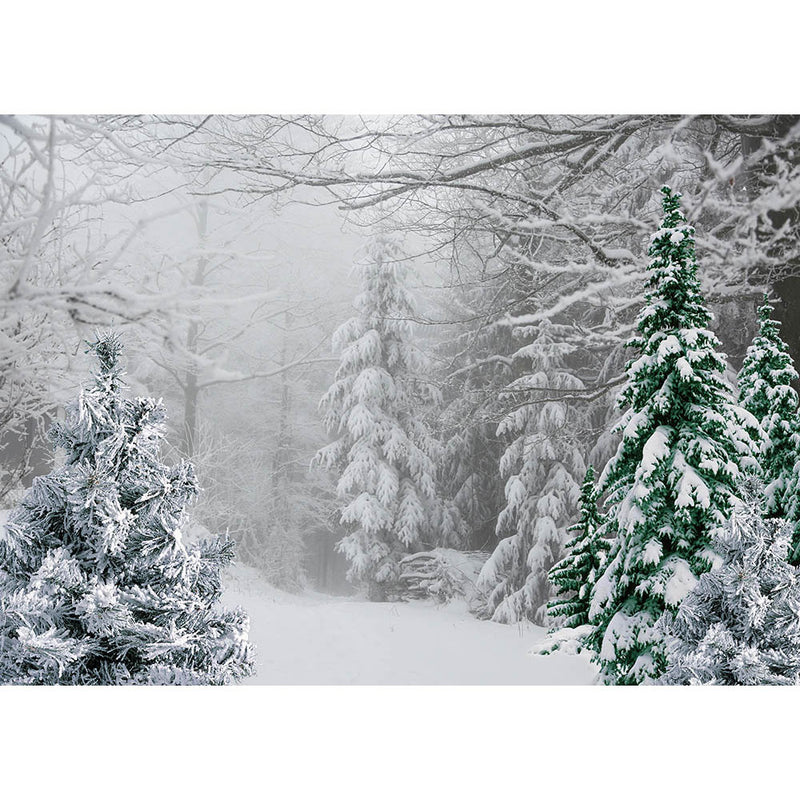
223, 566, 597, 685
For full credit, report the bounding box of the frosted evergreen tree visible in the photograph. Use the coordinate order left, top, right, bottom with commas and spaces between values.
476, 319, 585, 625
737, 296, 800, 559
662, 480, 800, 685
588, 187, 760, 685
315, 233, 440, 600
547, 466, 609, 631
0, 333, 253, 685
434, 278, 517, 551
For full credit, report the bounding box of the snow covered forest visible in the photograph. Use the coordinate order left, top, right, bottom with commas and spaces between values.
4, 113, 800, 687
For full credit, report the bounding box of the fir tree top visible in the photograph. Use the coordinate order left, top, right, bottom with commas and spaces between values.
92, 330, 123, 375
634, 186, 711, 336
738, 294, 799, 423
602, 185, 757, 512
621, 185, 722, 417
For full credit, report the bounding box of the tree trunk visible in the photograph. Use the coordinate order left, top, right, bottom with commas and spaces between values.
182, 201, 209, 458
367, 580, 387, 602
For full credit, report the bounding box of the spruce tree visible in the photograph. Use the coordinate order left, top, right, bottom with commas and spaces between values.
0, 333, 253, 685
315, 233, 440, 600
588, 186, 759, 685
547, 465, 609, 631
738, 295, 800, 559
434, 279, 517, 552
662, 480, 800, 685
476, 319, 585, 625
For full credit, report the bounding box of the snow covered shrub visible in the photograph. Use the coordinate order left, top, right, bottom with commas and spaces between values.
662, 480, 800, 685
0, 333, 253, 685
315, 233, 441, 600
397, 549, 486, 604
588, 187, 760, 685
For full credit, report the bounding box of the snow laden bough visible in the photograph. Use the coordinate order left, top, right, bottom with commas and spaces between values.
476, 319, 586, 626
0, 333, 254, 685
395, 548, 487, 605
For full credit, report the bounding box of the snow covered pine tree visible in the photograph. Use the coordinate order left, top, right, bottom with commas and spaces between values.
543, 465, 609, 651
0, 333, 253, 684
315, 233, 440, 600
662, 480, 800, 685
588, 186, 759, 684
476, 319, 585, 624
738, 295, 800, 562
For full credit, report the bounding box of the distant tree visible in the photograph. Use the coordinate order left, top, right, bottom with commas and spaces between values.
0, 333, 253, 684
433, 276, 516, 551
314, 234, 440, 600
476, 319, 586, 624
738, 295, 800, 560
588, 187, 760, 685
662, 481, 800, 685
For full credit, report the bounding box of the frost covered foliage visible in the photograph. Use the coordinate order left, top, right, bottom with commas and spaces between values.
588, 187, 759, 685
547, 466, 609, 633
433, 281, 517, 551
432, 424, 492, 549
0, 333, 253, 685
476, 319, 585, 625
737, 296, 800, 561
315, 234, 440, 600
662, 483, 800, 685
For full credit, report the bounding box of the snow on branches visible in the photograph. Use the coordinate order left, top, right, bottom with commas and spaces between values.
0, 332, 253, 685
547, 465, 609, 632
738, 296, 800, 561
662, 480, 800, 685
315, 233, 441, 599
476, 319, 586, 625
587, 187, 760, 685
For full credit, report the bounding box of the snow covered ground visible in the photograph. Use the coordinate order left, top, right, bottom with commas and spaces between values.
0, 510, 595, 684
223, 565, 598, 685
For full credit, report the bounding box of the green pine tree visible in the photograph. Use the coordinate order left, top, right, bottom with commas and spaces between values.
587, 186, 760, 685
737, 295, 800, 561
547, 465, 609, 631
0, 333, 253, 684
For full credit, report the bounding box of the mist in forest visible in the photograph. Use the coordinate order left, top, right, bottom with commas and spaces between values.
3, 115, 800, 687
